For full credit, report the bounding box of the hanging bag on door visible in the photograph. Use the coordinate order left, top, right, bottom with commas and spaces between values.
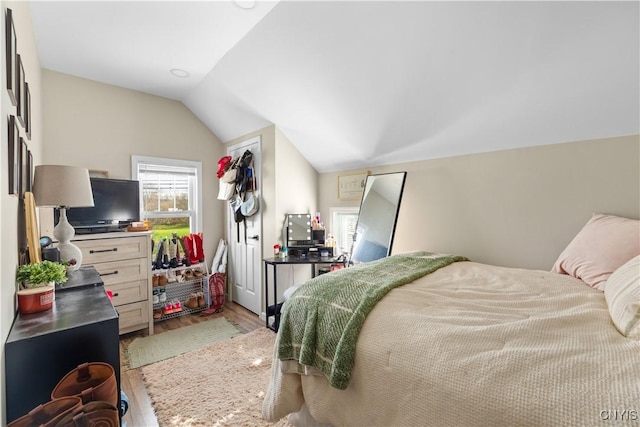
220, 158, 240, 184
217, 181, 235, 200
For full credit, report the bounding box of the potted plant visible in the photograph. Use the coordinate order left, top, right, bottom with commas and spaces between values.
16, 260, 68, 314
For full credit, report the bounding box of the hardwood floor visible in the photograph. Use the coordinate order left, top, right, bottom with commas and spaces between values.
119, 302, 264, 426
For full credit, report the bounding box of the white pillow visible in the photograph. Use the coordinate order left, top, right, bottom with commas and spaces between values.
604, 256, 640, 339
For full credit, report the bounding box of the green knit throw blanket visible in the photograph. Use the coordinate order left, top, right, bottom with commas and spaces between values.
277, 251, 468, 389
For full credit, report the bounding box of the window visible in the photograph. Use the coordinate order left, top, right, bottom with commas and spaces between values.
132, 156, 202, 249
330, 207, 359, 256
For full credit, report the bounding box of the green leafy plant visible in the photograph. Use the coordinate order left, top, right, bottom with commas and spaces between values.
16, 260, 68, 288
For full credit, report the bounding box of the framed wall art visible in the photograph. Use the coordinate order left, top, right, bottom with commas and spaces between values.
27, 150, 33, 192
24, 82, 31, 139
20, 138, 28, 196
16, 54, 25, 127
338, 171, 369, 201
7, 115, 19, 195
5, 8, 17, 105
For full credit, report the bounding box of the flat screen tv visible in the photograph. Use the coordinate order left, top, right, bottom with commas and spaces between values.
55, 177, 140, 234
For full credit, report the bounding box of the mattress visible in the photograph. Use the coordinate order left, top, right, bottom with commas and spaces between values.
263, 261, 640, 426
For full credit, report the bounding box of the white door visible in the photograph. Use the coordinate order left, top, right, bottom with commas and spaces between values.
227, 137, 262, 314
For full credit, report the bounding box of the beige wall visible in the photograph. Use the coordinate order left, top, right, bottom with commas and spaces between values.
320, 135, 640, 270
274, 127, 318, 242
0, 1, 43, 422
40, 70, 226, 263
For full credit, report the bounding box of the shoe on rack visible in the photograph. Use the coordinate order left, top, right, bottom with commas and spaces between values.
193, 268, 204, 278
153, 309, 162, 320
167, 270, 177, 283
152, 288, 160, 304
159, 287, 167, 303
192, 233, 205, 263
154, 239, 165, 270
172, 301, 182, 313
184, 293, 198, 309
180, 236, 193, 267
197, 291, 206, 308
162, 302, 173, 315
158, 274, 168, 286
183, 269, 194, 281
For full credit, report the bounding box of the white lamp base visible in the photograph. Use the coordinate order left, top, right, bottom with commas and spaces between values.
54, 207, 83, 271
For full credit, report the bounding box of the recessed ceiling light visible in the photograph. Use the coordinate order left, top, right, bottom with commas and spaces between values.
233, 0, 256, 10
170, 68, 190, 78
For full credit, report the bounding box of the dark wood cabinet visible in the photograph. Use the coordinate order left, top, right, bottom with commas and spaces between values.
4, 267, 120, 424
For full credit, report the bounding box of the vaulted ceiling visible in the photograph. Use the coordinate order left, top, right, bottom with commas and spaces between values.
31, 1, 639, 172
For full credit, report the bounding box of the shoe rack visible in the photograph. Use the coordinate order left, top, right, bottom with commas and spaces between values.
151, 263, 209, 321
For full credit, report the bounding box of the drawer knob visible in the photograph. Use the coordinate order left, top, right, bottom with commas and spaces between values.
90, 248, 118, 254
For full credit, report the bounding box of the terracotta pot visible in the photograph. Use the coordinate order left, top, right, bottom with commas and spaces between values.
17, 284, 55, 314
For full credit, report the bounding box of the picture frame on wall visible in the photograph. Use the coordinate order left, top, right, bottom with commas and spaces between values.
7, 115, 19, 195
20, 138, 28, 197
24, 82, 31, 139
27, 150, 33, 192
16, 54, 25, 127
5, 8, 17, 105
338, 171, 370, 201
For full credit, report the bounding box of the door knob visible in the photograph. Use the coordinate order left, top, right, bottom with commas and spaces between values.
249, 235, 260, 241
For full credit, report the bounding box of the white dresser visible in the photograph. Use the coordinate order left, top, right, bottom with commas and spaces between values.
72, 231, 153, 335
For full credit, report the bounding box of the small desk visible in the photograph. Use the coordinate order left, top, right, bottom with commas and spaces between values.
5, 267, 120, 424
263, 256, 335, 332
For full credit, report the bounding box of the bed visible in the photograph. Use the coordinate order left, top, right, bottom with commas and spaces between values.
262, 214, 640, 426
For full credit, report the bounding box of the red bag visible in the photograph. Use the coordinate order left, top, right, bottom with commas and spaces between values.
201, 273, 225, 315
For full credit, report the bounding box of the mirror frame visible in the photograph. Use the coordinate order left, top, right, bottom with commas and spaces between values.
286, 213, 312, 247
350, 171, 407, 264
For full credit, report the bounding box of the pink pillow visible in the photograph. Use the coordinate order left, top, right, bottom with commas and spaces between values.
552, 214, 640, 290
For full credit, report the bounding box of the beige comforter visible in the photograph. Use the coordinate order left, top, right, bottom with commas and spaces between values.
263, 261, 640, 426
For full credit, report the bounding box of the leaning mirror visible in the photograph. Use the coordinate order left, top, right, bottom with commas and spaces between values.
350, 172, 407, 264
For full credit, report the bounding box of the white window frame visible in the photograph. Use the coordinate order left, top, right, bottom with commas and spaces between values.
329, 206, 360, 256
131, 155, 203, 233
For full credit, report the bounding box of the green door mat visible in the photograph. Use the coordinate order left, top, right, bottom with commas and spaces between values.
124, 317, 243, 369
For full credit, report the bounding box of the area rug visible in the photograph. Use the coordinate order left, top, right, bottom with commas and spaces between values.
142, 328, 292, 426
125, 318, 243, 369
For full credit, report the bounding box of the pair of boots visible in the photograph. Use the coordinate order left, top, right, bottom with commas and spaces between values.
154, 237, 180, 269
180, 233, 205, 266
9, 362, 119, 427
184, 291, 206, 309
8, 399, 119, 427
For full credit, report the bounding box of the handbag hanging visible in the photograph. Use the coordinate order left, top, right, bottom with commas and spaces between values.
217, 181, 235, 201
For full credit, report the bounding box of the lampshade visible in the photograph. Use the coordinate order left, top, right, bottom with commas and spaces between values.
32, 165, 94, 273
32, 165, 94, 208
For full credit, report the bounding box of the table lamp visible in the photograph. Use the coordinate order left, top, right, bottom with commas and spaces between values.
32, 165, 94, 272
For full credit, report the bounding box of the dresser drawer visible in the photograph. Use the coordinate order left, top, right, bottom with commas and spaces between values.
76, 236, 148, 264
105, 279, 148, 306
117, 301, 149, 335
92, 258, 149, 285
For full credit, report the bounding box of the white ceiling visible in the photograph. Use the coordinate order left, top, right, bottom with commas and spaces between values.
31, 1, 639, 173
